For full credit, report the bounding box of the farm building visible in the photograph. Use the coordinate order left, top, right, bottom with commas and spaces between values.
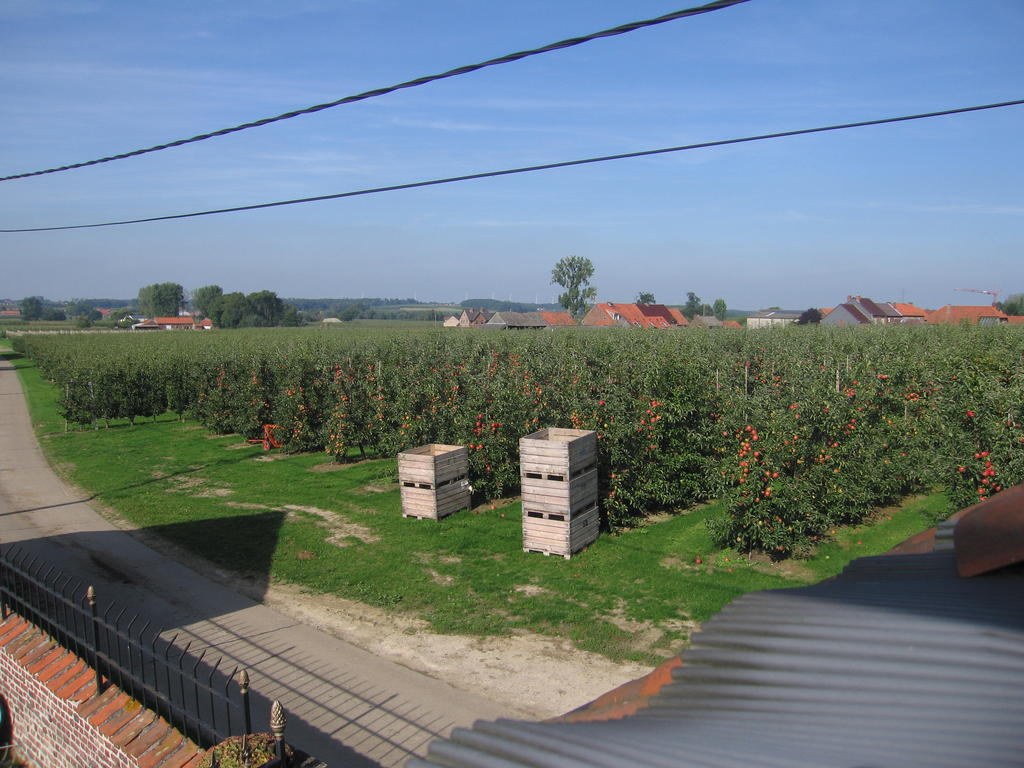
688, 315, 724, 328
745, 309, 802, 329
133, 316, 213, 330
483, 311, 548, 330
821, 296, 927, 326
457, 309, 494, 327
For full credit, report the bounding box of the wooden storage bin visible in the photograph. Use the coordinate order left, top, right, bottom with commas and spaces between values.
522, 505, 599, 559
520, 428, 597, 519
520, 428, 597, 479
521, 469, 599, 516
398, 444, 470, 520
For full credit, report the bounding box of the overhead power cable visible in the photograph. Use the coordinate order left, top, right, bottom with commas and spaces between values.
0, 0, 749, 183
3, 98, 1021, 234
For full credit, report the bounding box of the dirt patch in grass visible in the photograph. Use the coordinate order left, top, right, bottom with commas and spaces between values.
659, 555, 705, 572
513, 584, 550, 597
172, 425, 203, 432
744, 550, 816, 581
253, 453, 290, 462
308, 461, 348, 473
194, 488, 234, 498
283, 504, 380, 545
426, 569, 455, 586
473, 496, 519, 513
224, 442, 255, 450
351, 483, 394, 494
601, 600, 697, 656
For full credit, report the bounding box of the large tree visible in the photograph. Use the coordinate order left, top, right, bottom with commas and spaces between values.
551, 255, 597, 320
999, 293, 1024, 316
213, 292, 248, 328
246, 290, 285, 326
683, 291, 702, 320
797, 307, 822, 325
66, 300, 101, 321
191, 285, 223, 318
712, 298, 728, 321
636, 291, 656, 305
20, 296, 43, 321
138, 282, 184, 317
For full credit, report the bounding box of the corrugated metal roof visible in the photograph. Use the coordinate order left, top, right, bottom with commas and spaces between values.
410, 548, 1024, 768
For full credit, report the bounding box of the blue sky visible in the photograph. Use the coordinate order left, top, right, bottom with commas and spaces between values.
1, 0, 1021, 309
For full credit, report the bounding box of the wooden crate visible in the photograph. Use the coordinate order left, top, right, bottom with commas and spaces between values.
398, 444, 470, 520
521, 469, 598, 516
519, 428, 597, 478
520, 428, 597, 519
522, 505, 599, 559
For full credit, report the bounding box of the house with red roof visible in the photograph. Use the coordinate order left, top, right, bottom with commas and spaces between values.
666, 308, 689, 326
926, 305, 1009, 325
888, 302, 928, 322
582, 303, 687, 329
539, 311, 576, 326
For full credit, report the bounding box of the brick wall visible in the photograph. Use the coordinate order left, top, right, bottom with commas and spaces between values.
0, 615, 203, 768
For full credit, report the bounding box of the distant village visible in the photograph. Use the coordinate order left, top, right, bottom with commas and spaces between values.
444, 296, 1023, 330
3, 294, 1022, 331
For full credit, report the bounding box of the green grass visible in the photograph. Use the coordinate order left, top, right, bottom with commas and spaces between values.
2, 344, 949, 664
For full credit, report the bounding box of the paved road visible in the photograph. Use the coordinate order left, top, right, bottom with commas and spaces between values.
0, 356, 512, 767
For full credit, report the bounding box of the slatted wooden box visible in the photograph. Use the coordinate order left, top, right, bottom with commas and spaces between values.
520, 428, 597, 479
522, 505, 599, 559
520, 428, 597, 518
398, 444, 471, 520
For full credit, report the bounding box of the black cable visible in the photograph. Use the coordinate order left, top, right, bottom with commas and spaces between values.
3, 98, 1020, 233
0, 0, 749, 183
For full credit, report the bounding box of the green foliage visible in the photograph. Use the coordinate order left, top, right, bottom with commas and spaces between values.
198, 734, 290, 768
636, 292, 656, 305
1, 338, 960, 662
191, 285, 223, 318
683, 292, 702, 319
20, 296, 43, 321
999, 292, 1024, 317
138, 282, 184, 317
551, 255, 597, 319
798, 308, 822, 325
14, 325, 1024, 556
712, 298, 727, 321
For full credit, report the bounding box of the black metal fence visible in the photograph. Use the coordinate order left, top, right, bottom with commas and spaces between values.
0, 545, 251, 750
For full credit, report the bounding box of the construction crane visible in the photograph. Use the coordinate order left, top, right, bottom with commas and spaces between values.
955, 288, 1001, 306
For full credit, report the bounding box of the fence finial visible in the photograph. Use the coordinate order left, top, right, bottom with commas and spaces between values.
270, 700, 286, 739
86, 584, 96, 607
237, 668, 249, 693
270, 700, 288, 767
